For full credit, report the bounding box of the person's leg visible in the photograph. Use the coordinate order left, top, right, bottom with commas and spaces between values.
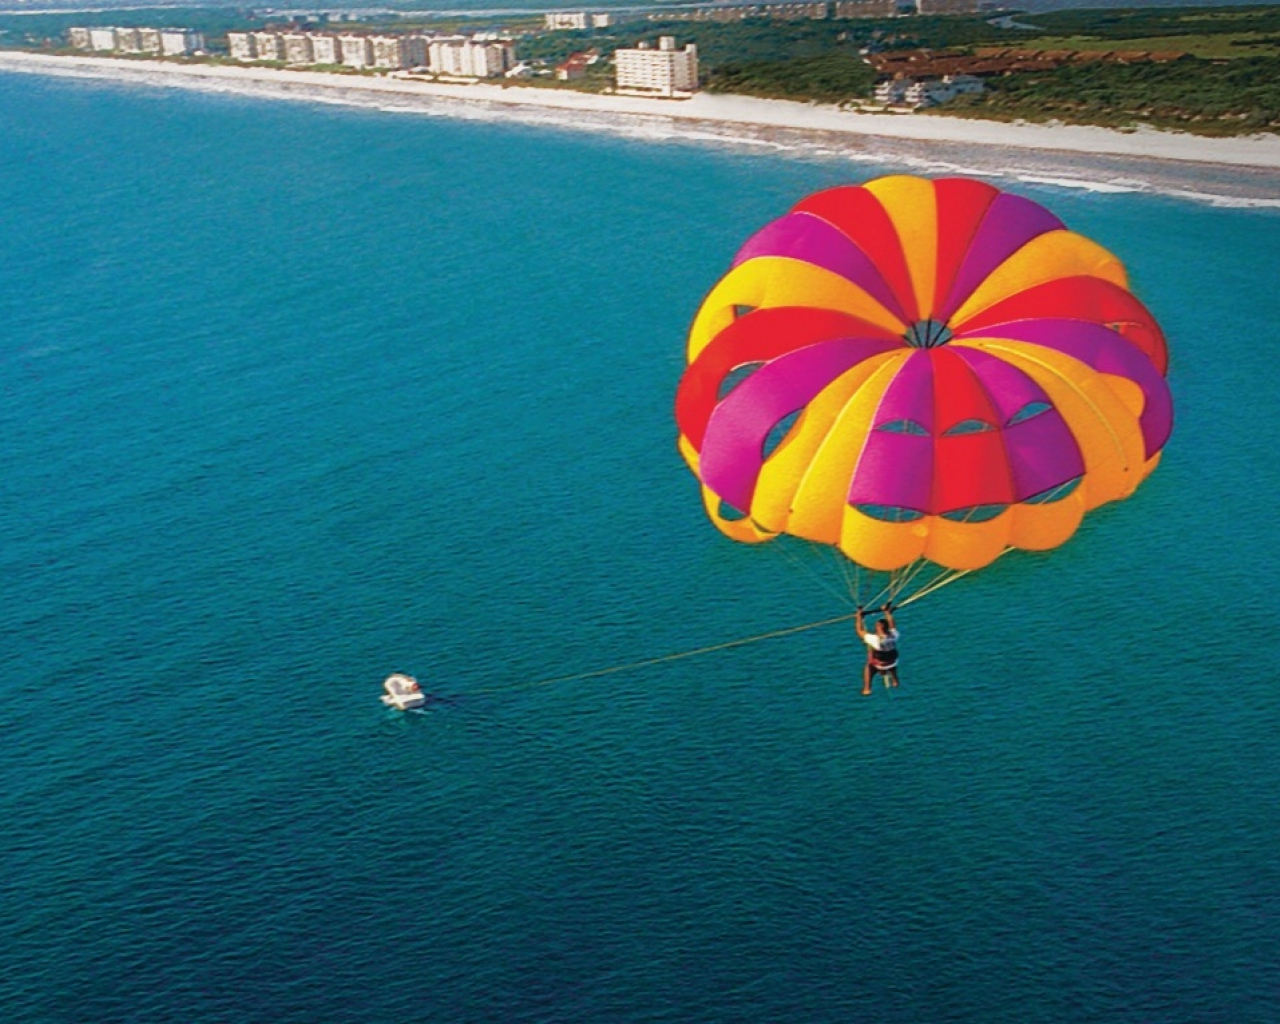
862, 663, 873, 696
887, 668, 899, 688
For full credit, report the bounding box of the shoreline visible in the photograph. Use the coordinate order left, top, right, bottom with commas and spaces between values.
4, 50, 1280, 204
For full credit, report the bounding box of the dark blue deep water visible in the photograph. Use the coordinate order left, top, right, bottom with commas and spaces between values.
2, 73, 1279, 1022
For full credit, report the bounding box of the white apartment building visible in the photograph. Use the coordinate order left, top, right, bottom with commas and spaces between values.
470, 40, 513, 77
874, 73, 983, 107
69, 24, 189, 54
402, 34, 427, 68
428, 36, 514, 78
159, 29, 203, 55
368, 34, 405, 68
308, 33, 340, 64
614, 36, 698, 97
252, 31, 285, 61
339, 34, 373, 68
88, 27, 119, 51
227, 32, 256, 60
281, 32, 313, 64
591, 13, 612, 27
545, 11, 588, 29
113, 27, 141, 52
427, 37, 460, 74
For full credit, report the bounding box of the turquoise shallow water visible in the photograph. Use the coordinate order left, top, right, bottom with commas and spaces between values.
2, 72, 1280, 1022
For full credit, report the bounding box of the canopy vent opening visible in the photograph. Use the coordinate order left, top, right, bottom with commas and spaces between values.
904, 319, 953, 348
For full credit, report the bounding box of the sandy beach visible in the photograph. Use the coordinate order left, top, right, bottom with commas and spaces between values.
4, 50, 1280, 202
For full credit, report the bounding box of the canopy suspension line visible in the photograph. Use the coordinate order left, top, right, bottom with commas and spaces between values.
896, 567, 972, 607
773, 538, 852, 606
472, 612, 858, 696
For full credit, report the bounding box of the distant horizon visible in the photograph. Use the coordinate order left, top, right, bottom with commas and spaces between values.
1, 0, 1278, 21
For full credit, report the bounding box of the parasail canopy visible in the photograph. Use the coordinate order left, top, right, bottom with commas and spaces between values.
675, 175, 1173, 599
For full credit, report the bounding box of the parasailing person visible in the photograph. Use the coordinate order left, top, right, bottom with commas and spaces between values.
856, 603, 900, 696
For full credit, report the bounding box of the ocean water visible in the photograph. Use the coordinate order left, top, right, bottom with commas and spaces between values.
2, 71, 1279, 1023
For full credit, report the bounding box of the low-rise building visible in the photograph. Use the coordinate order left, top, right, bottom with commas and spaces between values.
914, 0, 983, 12
614, 36, 698, 97
556, 52, 591, 80
138, 27, 162, 53
874, 72, 983, 107
765, 2, 829, 18
833, 0, 899, 16
652, 3, 833, 21
591, 13, 612, 27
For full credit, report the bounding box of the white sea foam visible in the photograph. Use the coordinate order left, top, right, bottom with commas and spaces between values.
1008, 175, 1143, 194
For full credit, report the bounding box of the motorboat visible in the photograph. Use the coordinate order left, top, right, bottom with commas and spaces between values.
381, 673, 426, 710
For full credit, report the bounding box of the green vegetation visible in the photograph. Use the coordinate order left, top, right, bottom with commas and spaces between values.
1005, 3, 1280, 58
516, 14, 1009, 68
1015, 4, 1280, 42
706, 53, 875, 102
946, 53, 1280, 135
1003, 31, 1280, 59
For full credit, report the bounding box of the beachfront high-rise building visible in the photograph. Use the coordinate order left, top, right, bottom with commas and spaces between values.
368, 35, 405, 69
281, 32, 313, 64
227, 32, 256, 61
614, 36, 698, 97
308, 33, 340, 65
252, 31, 285, 61
427, 37, 463, 75
159, 29, 204, 56
339, 34, 373, 68
113, 27, 142, 53
88, 27, 118, 51
402, 34, 428, 68
68, 24, 197, 54
427, 37, 514, 78
474, 40, 514, 77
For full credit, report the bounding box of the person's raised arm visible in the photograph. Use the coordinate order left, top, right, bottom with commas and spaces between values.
883, 603, 896, 631
856, 606, 866, 638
